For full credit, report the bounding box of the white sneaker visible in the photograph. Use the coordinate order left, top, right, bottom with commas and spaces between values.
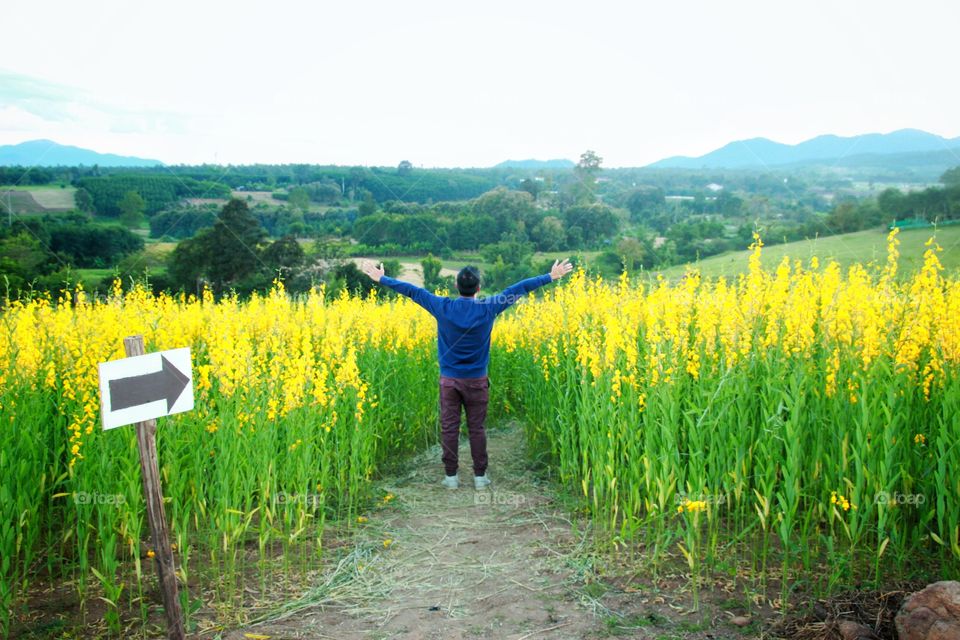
474, 474, 491, 490
441, 474, 459, 489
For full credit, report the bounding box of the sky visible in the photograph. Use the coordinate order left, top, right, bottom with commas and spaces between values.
1, 0, 958, 167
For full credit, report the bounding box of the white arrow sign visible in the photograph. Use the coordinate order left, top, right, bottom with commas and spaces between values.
98, 347, 194, 430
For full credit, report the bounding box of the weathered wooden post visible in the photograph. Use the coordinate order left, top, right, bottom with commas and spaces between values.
99, 336, 193, 639
124, 336, 185, 640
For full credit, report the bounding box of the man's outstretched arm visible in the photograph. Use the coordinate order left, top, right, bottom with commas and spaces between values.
361, 260, 444, 315
491, 259, 573, 315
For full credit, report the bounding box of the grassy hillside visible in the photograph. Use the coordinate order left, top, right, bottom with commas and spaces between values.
651, 226, 960, 280
0, 185, 76, 214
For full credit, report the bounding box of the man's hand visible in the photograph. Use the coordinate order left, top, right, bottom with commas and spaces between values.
549, 259, 574, 281
361, 260, 385, 283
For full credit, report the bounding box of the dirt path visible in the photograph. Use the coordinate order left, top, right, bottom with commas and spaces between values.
220, 425, 760, 640
224, 427, 599, 639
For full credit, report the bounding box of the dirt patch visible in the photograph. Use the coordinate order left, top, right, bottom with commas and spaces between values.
235, 191, 287, 207
0, 187, 76, 213
28, 186, 77, 210
769, 585, 923, 640
350, 259, 457, 288
1, 189, 48, 214
220, 428, 597, 639
184, 197, 228, 206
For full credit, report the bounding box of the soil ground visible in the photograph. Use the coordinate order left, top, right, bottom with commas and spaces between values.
218, 425, 760, 640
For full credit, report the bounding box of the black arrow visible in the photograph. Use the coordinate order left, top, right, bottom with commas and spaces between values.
109, 355, 191, 413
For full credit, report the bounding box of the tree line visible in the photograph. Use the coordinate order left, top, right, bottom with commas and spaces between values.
0, 214, 144, 296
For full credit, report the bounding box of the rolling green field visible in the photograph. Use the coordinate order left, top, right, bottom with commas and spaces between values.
653, 225, 960, 280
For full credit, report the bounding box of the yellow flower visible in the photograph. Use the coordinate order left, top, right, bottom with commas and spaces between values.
677, 498, 707, 514
147, 549, 156, 559
383, 539, 393, 548
357, 516, 368, 523
830, 491, 853, 512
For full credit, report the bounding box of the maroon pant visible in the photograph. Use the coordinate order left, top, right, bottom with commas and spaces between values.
439, 375, 489, 476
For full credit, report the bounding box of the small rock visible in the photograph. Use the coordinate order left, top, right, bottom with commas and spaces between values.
895, 581, 960, 640
837, 620, 880, 640
730, 615, 751, 627
813, 602, 830, 621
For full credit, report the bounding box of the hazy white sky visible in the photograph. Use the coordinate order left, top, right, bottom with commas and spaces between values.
1, 0, 957, 167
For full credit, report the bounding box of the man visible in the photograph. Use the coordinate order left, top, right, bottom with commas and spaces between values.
361, 259, 573, 489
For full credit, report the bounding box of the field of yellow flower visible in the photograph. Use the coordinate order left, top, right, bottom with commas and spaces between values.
0, 282, 440, 633
493, 231, 960, 604
1, 229, 958, 633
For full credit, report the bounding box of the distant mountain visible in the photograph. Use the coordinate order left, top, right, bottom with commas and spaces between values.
648, 129, 960, 169
494, 158, 575, 169
0, 139, 163, 167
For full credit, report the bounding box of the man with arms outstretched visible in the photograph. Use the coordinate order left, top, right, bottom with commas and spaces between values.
362, 259, 573, 489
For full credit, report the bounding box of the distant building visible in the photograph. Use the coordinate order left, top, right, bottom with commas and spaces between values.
706, 183, 723, 192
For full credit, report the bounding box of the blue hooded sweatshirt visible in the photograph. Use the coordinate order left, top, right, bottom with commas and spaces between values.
379, 273, 553, 378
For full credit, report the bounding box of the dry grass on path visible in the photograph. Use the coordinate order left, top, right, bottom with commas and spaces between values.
218, 425, 764, 640
222, 426, 598, 639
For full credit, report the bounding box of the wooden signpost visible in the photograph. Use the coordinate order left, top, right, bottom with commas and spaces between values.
98, 336, 193, 640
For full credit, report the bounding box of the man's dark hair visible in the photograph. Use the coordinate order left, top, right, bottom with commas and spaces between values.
456, 266, 481, 296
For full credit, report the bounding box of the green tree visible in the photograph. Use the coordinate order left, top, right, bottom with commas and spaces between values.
331, 261, 377, 296
305, 181, 341, 204
0, 232, 57, 292
531, 216, 565, 251
74, 188, 94, 213
422, 254, 443, 290
349, 167, 366, 199
941, 166, 960, 188
519, 178, 541, 201
616, 236, 647, 272
118, 190, 145, 227
480, 240, 535, 290
382, 259, 401, 278
472, 188, 537, 237
262, 234, 306, 280
167, 228, 213, 293
878, 188, 907, 218
288, 187, 311, 213
571, 150, 602, 204
716, 191, 743, 217
825, 201, 879, 234
563, 204, 619, 246
625, 187, 665, 219
205, 199, 267, 291
358, 190, 377, 217
48, 222, 144, 267
166, 201, 272, 294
